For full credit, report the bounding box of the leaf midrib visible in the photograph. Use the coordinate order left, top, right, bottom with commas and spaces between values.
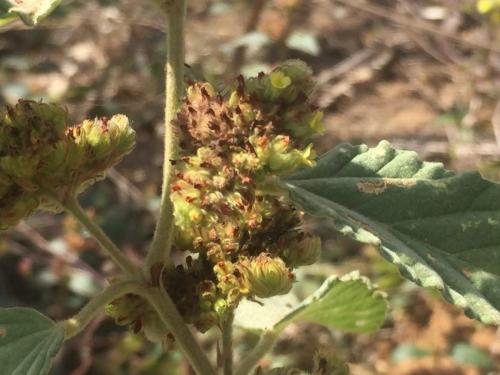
286, 183, 499, 305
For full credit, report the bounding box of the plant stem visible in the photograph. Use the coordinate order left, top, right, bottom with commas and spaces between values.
145, 0, 186, 274
234, 331, 279, 375
222, 312, 234, 375
64, 196, 139, 277
61, 280, 141, 339
140, 287, 217, 375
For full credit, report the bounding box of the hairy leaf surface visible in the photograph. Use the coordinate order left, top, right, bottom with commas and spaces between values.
0, 307, 64, 375
285, 140, 500, 325
235, 272, 387, 333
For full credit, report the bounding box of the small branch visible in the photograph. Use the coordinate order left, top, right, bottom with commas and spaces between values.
222, 312, 234, 375
63, 196, 139, 278
333, 0, 500, 54
61, 280, 142, 340
15, 222, 106, 285
234, 331, 279, 375
68, 315, 105, 375
145, 0, 186, 275
231, 0, 267, 73
140, 287, 217, 375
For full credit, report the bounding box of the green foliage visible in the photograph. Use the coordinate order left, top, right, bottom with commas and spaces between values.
235, 272, 387, 334
284, 140, 500, 325
391, 344, 431, 364
275, 272, 387, 333
451, 342, 493, 369
0, 308, 64, 375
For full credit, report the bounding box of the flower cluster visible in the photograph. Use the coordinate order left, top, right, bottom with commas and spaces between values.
165, 60, 324, 331
0, 100, 135, 229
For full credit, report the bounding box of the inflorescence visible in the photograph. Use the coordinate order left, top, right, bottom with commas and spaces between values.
0, 61, 324, 341
0, 100, 135, 229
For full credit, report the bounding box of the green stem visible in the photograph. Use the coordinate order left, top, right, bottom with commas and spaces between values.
145, 0, 186, 275
234, 331, 279, 375
61, 280, 141, 339
222, 312, 234, 375
140, 287, 217, 375
64, 196, 139, 277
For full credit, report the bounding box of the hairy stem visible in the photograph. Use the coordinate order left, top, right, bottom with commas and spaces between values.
64, 196, 139, 277
145, 0, 186, 274
140, 287, 217, 375
234, 331, 279, 375
222, 312, 234, 375
61, 280, 142, 339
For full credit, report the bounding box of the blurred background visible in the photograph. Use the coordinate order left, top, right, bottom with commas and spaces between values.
0, 0, 499, 374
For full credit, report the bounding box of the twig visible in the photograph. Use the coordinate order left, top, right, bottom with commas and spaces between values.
234, 331, 279, 375
333, 0, 500, 54
15, 222, 106, 284
63, 196, 139, 278
107, 168, 145, 205
68, 315, 104, 375
231, 0, 267, 73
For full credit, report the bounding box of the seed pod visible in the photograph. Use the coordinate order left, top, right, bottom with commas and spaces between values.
241, 254, 294, 298
282, 233, 322, 267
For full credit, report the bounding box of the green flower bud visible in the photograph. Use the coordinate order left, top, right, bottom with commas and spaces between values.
282, 233, 322, 267
213, 298, 228, 316
251, 135, 316, 175
283, 110, 325, 140
0, 190, 39, 230
275, 59, 314, 95
246, 60, 314, 104
105, 294, 144, 327
0, 155, 39, 190
0, 101, 135, 229
242, 254, 294, 298
69, 114, 135, 173
0, 100, 67, 156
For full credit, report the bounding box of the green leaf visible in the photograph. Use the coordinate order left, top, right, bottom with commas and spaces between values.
451, 342, 493, 369
391, 344, 431, 364
235, 272, 387, 334
0, 307, 65, 375
284, 140, 500, 325
275, 272, 387, 333
5, 0, 62, 26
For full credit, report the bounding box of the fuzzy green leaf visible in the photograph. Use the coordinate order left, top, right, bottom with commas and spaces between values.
284, 140, 500, 325
274, 272, 387, 333
0, 307, 64, 375
5, 0, 62, 25
235, 272, 387, 333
